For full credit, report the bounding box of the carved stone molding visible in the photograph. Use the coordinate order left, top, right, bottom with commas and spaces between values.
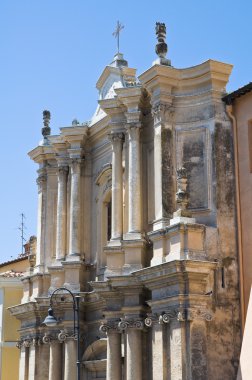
17, 337, 43, 348
99, 318, 145, 334
144, 308, 213, 327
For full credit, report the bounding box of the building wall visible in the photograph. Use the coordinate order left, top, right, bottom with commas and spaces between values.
0, 279, 24, 380
234, 91, 252, 317
0, 258, 28, 275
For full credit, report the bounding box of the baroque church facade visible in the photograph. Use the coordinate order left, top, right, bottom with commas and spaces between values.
10, 23, 241, 380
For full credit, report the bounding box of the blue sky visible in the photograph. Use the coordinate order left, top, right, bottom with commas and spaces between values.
0, 0, 251, 262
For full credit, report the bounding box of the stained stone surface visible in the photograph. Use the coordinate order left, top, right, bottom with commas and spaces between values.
8, 47, 242, 380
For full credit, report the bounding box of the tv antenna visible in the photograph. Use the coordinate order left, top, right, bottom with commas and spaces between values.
18, 213, 27, 255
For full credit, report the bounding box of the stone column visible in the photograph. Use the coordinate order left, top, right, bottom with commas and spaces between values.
109, 132, 124, 241
28, 341, 36, 380
152, 102, 174, 231
49, 341, 62, 380
152, 321, 168, 380
68, 158, 82, 258
55, 164, 68, 260
35, 170, 47, 270
106, 330, 122, 380
19, 344, 29, 380
127, 124, 142, 234
38, 343, 50, 379
64, 338, 77, 380
170, 317, 186, 380
125, 327, 142, 380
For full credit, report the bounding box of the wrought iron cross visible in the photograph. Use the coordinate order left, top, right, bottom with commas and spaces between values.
112, 21, 124, 53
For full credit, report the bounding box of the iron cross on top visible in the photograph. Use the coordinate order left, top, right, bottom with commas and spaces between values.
112, 21, 124, 53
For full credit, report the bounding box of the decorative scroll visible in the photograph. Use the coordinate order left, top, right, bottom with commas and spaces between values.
58, 330, 68, 343
42, 334, 52, 344
118, 320, 130, 331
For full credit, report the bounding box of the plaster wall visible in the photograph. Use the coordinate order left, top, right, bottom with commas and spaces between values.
234, 91, 252, 315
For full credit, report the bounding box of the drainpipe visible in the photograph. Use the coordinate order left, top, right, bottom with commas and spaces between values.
226, 103, 245, 332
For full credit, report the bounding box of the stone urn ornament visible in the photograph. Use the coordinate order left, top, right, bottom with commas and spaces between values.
154, 22, 171, 66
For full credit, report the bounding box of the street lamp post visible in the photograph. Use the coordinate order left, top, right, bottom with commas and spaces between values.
42, 287, 81, 380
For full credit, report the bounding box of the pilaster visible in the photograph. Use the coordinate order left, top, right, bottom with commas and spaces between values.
55, 163, 68, 261
34, 169, 47, 273
68, 157, 82, 259
108, 131, 124, 241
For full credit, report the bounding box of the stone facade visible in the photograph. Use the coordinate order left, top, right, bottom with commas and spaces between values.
10, 29, 241, 379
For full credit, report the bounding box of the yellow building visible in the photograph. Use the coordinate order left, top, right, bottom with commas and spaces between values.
0, 255, 29, 380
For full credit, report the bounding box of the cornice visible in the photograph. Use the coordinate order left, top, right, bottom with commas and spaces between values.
28, 145, 55, 163
139, 59, 233, 97
133, 259, 217, 289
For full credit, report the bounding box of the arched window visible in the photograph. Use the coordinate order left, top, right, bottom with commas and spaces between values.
95, 164, 112, 279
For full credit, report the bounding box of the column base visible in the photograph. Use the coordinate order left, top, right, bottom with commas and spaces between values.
29, 273, 50, 300
61, 261, 88, 292
47, 265, 65, 292
122, 239, 147, 274
33, 264, 45, 274
123, 232, 142, 240
104, 245, 124, 278
65, 253, 82, 262
107, 239, 122, 248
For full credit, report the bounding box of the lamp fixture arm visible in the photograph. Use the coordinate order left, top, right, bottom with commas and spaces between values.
49, 287, 79, 334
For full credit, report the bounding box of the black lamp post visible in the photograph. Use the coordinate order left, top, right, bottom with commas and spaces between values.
42, 287, 81, 380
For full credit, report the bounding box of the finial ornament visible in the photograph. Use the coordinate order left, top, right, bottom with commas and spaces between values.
72, 118, 80, 126
113, 21, 124, 54
42, 110, 51, 137
154, 22, 171, 66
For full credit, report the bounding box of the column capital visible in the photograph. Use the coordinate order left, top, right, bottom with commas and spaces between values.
42, 333, 53, 344
99, 321, 121, 334
69, 158, 83, 174
126, 123, 141, 140
108, 131, 124, 143
151, 101, 174, 126
57, 329, 78, 342
144, 308, 213, 328
118, 318, 145, 331
36, 173, 47, 190
58, 164, 69, 175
